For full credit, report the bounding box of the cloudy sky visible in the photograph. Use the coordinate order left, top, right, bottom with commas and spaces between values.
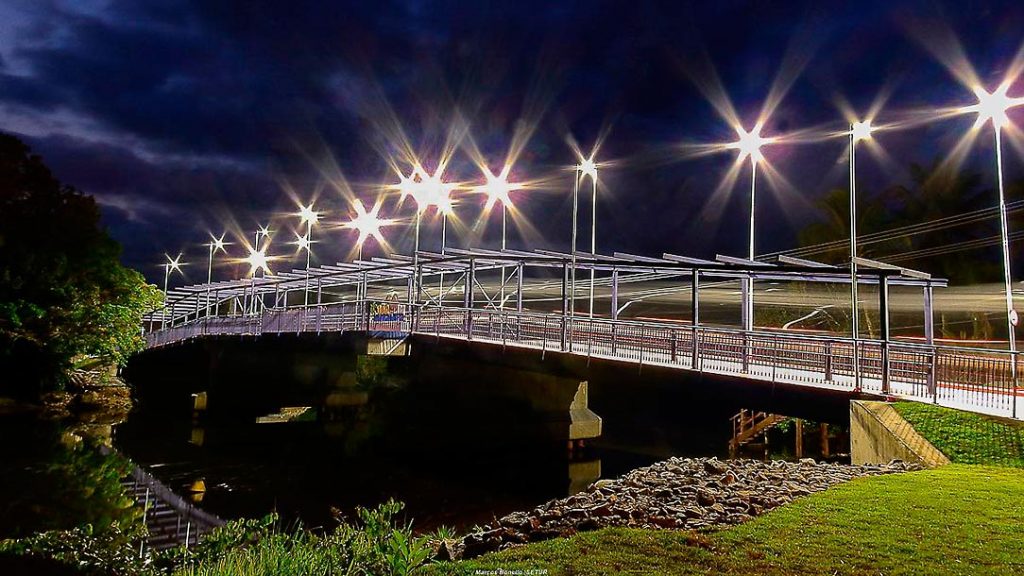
2, 0, 1022, 283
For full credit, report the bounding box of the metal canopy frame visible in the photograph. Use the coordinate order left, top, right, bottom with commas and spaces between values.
150, 247, 946, 329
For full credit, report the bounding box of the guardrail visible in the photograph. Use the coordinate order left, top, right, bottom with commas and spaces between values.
144, 299, 1022, 419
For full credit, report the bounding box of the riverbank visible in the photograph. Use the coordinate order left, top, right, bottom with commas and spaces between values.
0, 366, 132, 424
441, 464, 1024, 575
453, 457, 917, 559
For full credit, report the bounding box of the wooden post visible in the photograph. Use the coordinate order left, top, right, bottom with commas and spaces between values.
819, 423, 830, 457
795, 418, 804, 459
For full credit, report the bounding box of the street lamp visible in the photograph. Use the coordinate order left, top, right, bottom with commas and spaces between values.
419, 170, 455, 304
481, 171, 519, 308
395, 172, 425, 304
162, 253, 183, 329
255, 225, 270, 252
206, 233, 229, 317
344, 199, 394, 301
297, 202, 321, 310
961, 82, 1024, 363
849, 119, 874, 390
571, 157, 599, 319
729, 124, 774, 331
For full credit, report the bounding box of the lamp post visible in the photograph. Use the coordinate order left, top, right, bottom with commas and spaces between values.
730, 125, 773, 331
395, 173, 423, 304
248, 226, 270, 316
244, 245, 270, 316
849, 120, 873, 389
570, 165, 580, 319
298, 203, 320, 310
481, 172, 518, 308
344, 199, 393, 302
421, 170, 454, 305
206, 233, 228, 317
962, 83, 1024, 368
162, 253, 183, 329
579, 159, 598, 318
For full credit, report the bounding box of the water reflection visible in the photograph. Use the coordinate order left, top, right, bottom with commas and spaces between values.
0, 415, 142, 539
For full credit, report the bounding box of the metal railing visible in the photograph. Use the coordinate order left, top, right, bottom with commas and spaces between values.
145, 299, 1022, 420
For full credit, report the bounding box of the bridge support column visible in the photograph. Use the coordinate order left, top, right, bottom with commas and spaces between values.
516, 263, 524, 312
880, 274, 891, 394
316, 278, 323, 334
741, 276, 753, 332
691, 271, 700, 370
611, 268, 619, 354
741, 275, 751, 372
611, 268, 619, 320
561, 262, 569, 352
465, 259, 475, 339
924, 284, 935, 397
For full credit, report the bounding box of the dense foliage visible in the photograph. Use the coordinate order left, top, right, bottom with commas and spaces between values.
1, 500, 437, 576
0, 132, 161, 395
798, 161, 1021, 284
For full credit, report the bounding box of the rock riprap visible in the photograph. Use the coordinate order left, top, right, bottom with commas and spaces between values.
458, 457, 918, 558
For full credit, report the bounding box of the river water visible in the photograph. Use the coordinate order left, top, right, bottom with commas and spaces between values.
0, 336, 845, 540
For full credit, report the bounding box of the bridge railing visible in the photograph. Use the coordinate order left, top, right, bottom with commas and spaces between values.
144, 299, 1021, 419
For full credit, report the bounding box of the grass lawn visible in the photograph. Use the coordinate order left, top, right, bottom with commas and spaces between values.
892, 402, 1024, 467
434, 465, 1024, 575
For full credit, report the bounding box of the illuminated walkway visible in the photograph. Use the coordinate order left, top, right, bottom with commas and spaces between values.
145, 249, 1023, 421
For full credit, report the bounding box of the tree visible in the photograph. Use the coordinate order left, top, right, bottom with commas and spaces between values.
0, 133, 161, 396
799, 160, 1008, 284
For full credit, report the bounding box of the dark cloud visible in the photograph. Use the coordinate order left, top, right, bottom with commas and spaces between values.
2, 0, 1024, 283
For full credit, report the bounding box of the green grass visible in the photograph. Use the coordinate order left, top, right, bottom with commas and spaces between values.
434, 465, 1024, 575
892, 402, 1024, 467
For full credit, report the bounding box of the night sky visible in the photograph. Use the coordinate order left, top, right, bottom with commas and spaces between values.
2, 0, 1023, 284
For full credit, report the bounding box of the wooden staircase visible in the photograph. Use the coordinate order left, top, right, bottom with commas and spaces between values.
729, 409, 786, 456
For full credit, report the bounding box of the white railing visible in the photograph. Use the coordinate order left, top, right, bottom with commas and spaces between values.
144, 299, 1022, 420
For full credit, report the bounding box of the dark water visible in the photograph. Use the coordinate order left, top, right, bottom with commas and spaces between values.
0, 335, 847, 539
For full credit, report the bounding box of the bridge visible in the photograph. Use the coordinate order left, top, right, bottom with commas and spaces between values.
144, 248, 1023, 421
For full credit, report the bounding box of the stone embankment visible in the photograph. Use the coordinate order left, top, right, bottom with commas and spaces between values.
453, 457, 918, 559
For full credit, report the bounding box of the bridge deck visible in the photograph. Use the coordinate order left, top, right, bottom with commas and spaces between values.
145, 301, 1023, 421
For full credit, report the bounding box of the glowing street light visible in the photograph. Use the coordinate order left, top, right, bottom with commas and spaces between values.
848, 119, 874, 390
421, 171, 455, 256
571, 156, 599, 319
480, 171, 520, 309
729, 124, 774, 332
963, 83, 1024, 130
296, 202, 321, 310
206, 233, 230, 315
254, 225, 270, 253
162, 253, 183, 329
344, 199, 394, 301
345, 199, 392, 255
298, 203, 320, 226
244, 246, 271, 277
962, 82, 1024, 361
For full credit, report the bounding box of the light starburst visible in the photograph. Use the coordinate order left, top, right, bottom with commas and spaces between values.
851, 120, 874, 141
729, 125, 774, 162
961, 83, 1024, 129
292, 232, 313, 252
298, 203, 320, 226
244, 247, 270, 276
210, 232, 229, 253
165, 253, 183, 273
344, 199, 394, 247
